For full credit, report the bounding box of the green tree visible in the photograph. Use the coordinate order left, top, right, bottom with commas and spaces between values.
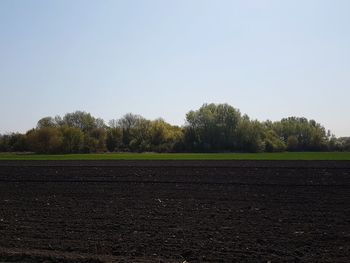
27, 127, 63, 153
272, 117, 328, 151
37, 117, 58, 129
61, 126, 84, 153
149, 119, 184, 152
0, 133, 28, 152
89, 128, 107, 152
185, 103, 241, 151
63, 111, 101, 132
236, 117, 265, 152
118, 113, 143, 149
106, 127, 123, 152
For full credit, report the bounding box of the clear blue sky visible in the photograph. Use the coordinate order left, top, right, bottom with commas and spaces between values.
1, 0, 349, 136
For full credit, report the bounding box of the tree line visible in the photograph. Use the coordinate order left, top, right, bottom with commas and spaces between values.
0, 103, 349, 154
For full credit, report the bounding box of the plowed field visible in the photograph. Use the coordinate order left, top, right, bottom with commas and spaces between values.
0, 161, 349, 262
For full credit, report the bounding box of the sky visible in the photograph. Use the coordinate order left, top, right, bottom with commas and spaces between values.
0, 0, 349, 136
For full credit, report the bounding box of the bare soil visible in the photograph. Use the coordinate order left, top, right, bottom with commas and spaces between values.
0, 160, 349, 262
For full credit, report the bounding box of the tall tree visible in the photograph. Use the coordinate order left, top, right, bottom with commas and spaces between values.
185, 103, 241, 151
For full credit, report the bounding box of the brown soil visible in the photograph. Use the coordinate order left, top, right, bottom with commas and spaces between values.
0, 161, 349, 262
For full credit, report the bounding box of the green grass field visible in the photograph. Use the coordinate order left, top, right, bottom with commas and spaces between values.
0, 152, 350, 160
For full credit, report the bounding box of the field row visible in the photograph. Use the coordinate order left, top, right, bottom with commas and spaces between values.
0, 162, 349, 262
1, 152, 350, 160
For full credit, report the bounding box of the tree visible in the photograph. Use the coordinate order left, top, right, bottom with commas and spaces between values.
333, 137, 350, 151
106, 127, 123, 152
185, 103, 241, 151
0, 133, 28, 152
118, 113, 144, 150
236, 117, 265, 152
61, 126, 84, 153
0, 103, 339, 154
27, 127, 63, 153
89, 128, 107, 152
272, 117, 328, 151
128, 118, 152, 152
149, 119, 184, 152
263, 130, 286, 152
37, 117, 58, 129
63, 111, 100, 132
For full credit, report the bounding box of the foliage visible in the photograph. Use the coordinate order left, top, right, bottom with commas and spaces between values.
26, 127, 63, 154
271, 117, 328, 151
61, 126, 84, 153
185, 103, 241, 151
0, 103, 347, 154
0, 133, 28, 152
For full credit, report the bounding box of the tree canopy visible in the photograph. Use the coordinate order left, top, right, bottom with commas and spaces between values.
0, 104, 347, 154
